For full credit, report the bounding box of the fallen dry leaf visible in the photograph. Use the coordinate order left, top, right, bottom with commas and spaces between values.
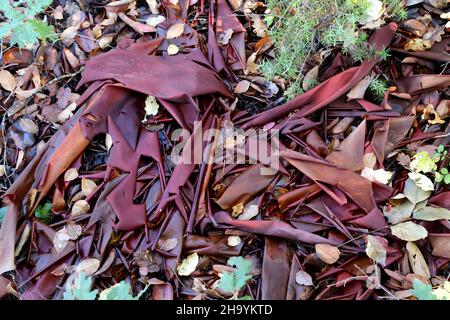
167, 44, 179, 55
390, 221, 428, 241
234, 80, 250, 94
71, 200, 90, 217
177, 252, 199, 276
75, 258, 101, 276
227, 235, 241, 247
365, 235, 388, 266
0, 70, 16, 91
64, 168, 79, 182
295, 271, 313, 286
406, 242, 430, 279
166, 23, 185, 39
315, 244, 340, 264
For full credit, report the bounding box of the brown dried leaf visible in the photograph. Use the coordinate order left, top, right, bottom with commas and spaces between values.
0, 70, 16, 91
234, 80, 250, 94
404, 39, 432, 52
157, 238, 178, 251
406, 242, 430, 279
315, 244, 340, 264
365, 235, 388, 266
81, 178, 97, 195
71, 200, 90, 217
64, 168, 79, 182
18, 118, 39, 134
166, 23, 185, 39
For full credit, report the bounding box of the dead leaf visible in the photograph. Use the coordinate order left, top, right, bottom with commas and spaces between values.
64, 168, 79, 182
218, 28, 234, 46
404, 178, 432, 204
76, 258, 101, 276
177, 252, 199, 276
238, 204, 259, 220
167, 44, 179, 55
71, 200, 90, 217
231, 202, 244, 217
81, 178, 97, 195
0, 70, 16, 91
250, 14, 268, 38
413, 206, 450, 221
390, 221, 428, 241
407, 172, 434, 192
295, 271, 313, 286
166, 23, 185, 39
234, 80, 250, 94
157, 238, 178, 251
404, 39, 432, 52
105, 134, 113, 151
406, 242, 430, 279
302, 66, 319, 91
315, 244, 340, 264
60, 26, 78, 46
383, 200, 414, 224
347, 74, 373, 101
53, 222, 82, 253
227, 236, 241, 247
246, 52, 259, 75
365, 235, 388, 265
18, 118, 39, 134
146, 15, 166, 27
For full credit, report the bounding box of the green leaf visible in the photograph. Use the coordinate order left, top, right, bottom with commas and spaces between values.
10, 23, 40, 48
441, 168, 449, 175
0, 206, 8, 224
63, 272, 98, 300
445, 174, 450, 185
218, 257, 252, 296
435, 172, 443, 182
28, 19, 57, 43
34, 202, 52, 223
412, 279, 437, 300
98, 281, 146, 300
437, 145, 444, 153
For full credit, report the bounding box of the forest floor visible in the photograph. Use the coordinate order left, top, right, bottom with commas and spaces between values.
0, 0, 450, 300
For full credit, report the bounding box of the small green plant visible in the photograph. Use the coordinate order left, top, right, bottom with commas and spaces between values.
63, 272, 147, 300
433, 145, 450, 184
0, 0, 57, 48
369, 77, 389, 103
377, 48, 391, 61
261, 0, 384, 99
412, 279, 450, 300
217, 256, 253, 300
385, 0, 408, 20
261, 0, 406, 99
34, 201, 52, 223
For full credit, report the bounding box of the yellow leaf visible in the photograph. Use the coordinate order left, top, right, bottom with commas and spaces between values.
231, 203, 244, 217
167, 44, 179, 55
177, 252, 199, 276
